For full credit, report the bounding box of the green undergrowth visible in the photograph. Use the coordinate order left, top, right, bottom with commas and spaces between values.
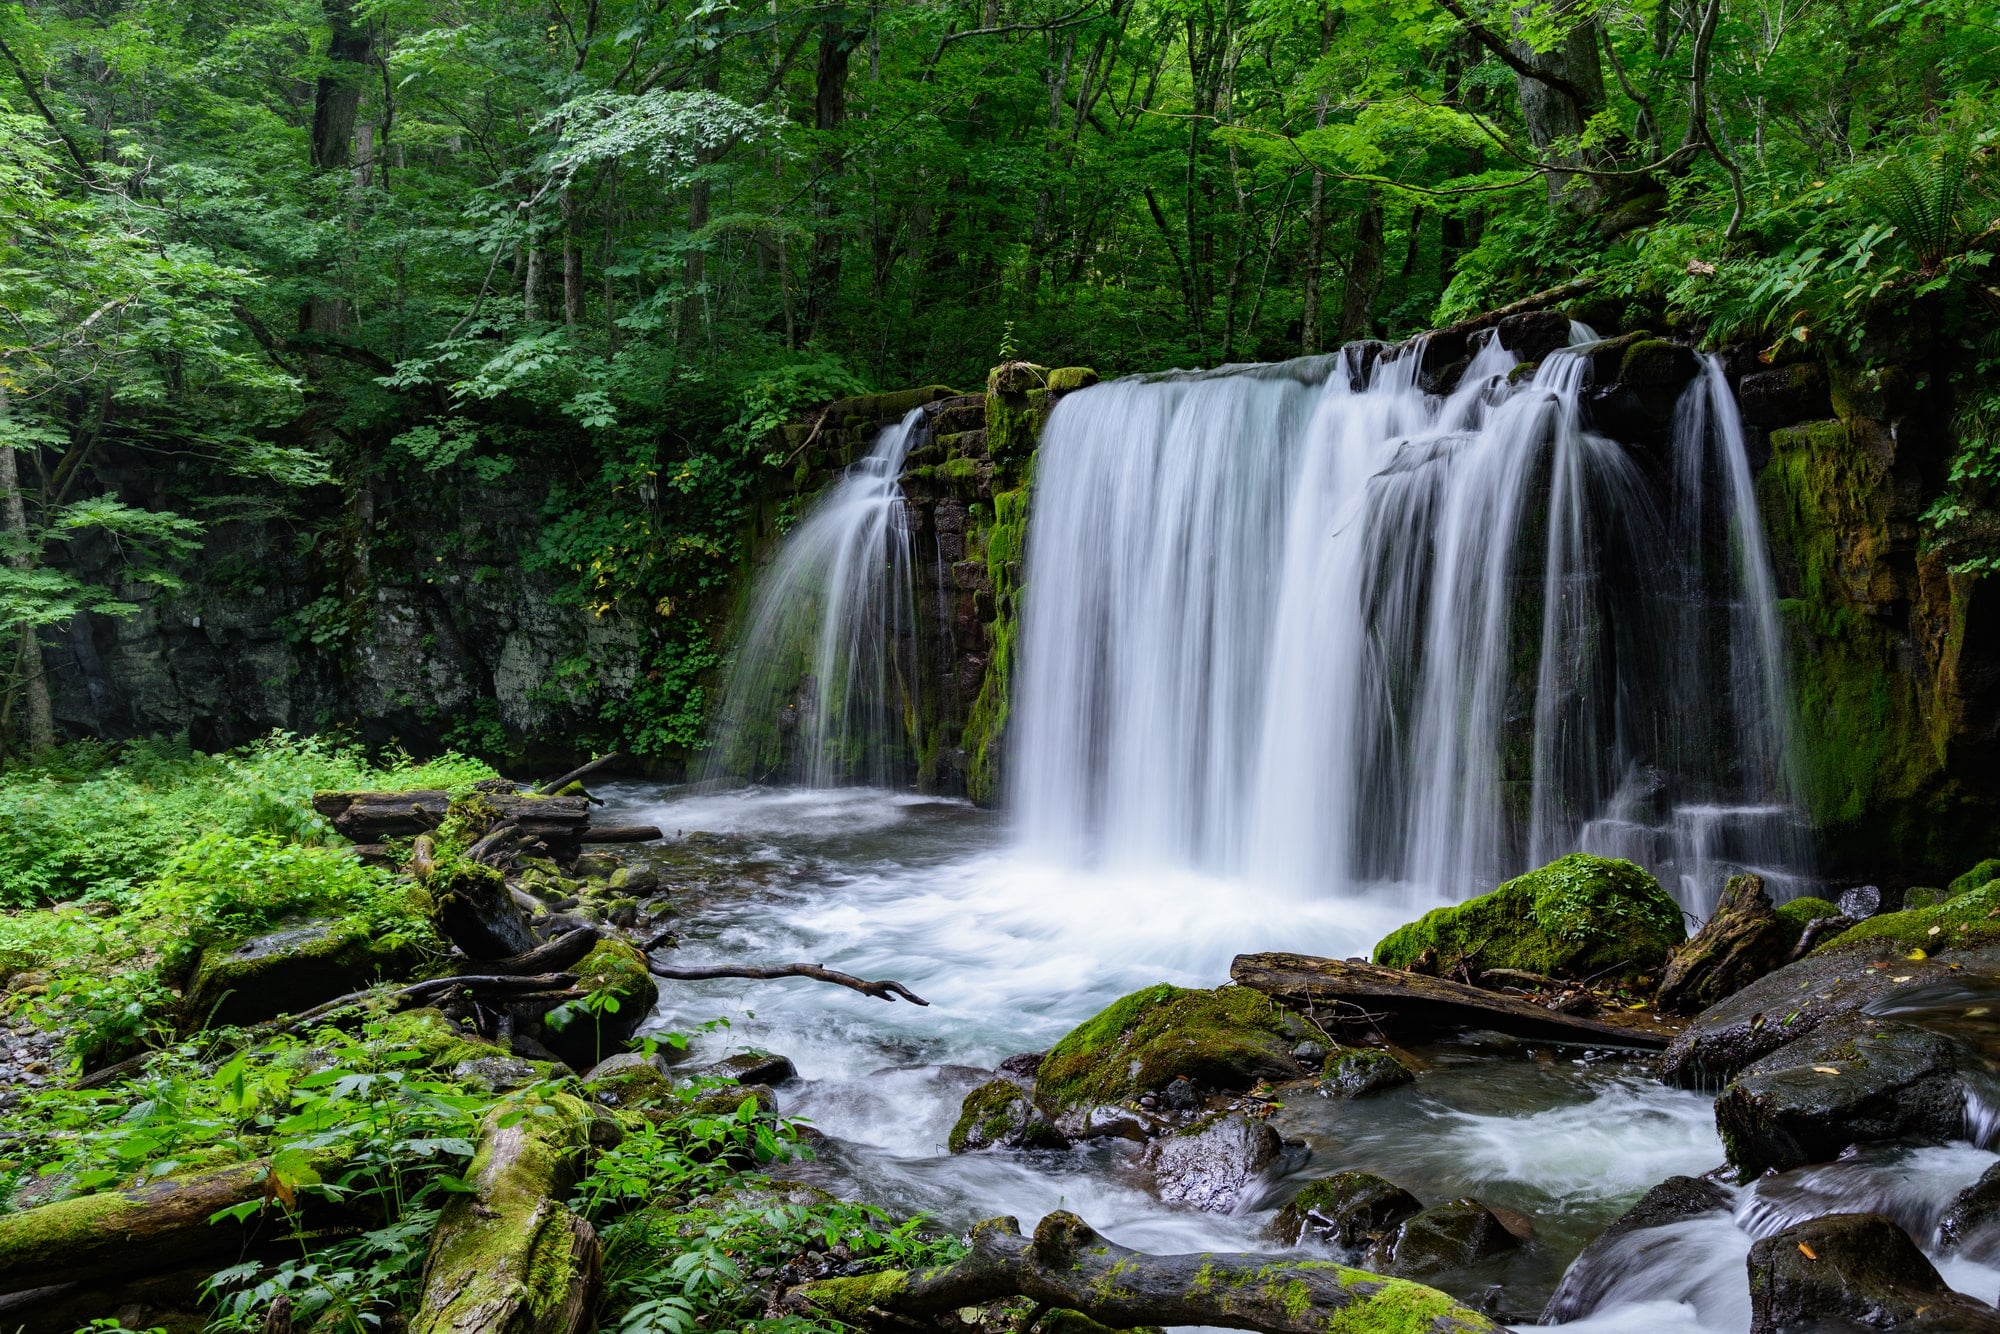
0, 733, 492, 907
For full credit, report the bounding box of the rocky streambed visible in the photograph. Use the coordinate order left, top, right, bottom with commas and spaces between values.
604, 785, 2000, 1332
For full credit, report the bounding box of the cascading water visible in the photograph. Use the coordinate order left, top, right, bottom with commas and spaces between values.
706, 410, 923, 787
1012, 330, 1811, 910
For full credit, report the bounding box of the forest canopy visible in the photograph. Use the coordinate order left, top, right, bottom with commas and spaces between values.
1, 0, 1997, 757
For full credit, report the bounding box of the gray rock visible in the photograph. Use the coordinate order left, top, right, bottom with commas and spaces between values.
453, 1054, 549, 1092
1320, 1046, 1414, 1098
1715, 1012, 1963, 1178
948, 1079, 1066, 1153
1542, 1176, 1734, 1322
693, 1052, 798, 1086
581, 1050, 669, 1083
1141, 1114, 1286, 1212
1373, 1198, 1518, 1279
1659, 942, 2000, 1088
186, 917, 424, 1028
1747, 1213, 2000, 1332
1839, 885, 1883, 920
1271, 1170, 1423, 1249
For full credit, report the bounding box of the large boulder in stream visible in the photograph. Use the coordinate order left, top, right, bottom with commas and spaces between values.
1373, 853, 1685, 985
1541, 1175, 1735, 1323
1660, 935, 2000, 1088
1747, 1213, 2000, 1332
1715, 1011, 1964, 1178
1139, 1113, 1287, 1212
538, 939, 657, 1070
1032, 984, 1300, 1137
1655, 873, 1792, 1013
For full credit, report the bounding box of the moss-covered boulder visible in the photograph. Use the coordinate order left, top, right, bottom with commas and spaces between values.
186, 916, 427, 1028
1373, 854, 1685, 983
1320, 1046, 1414, 1098
1951, 858, 2000, 897
541, 938, 658, 1070
949, 1079, 1065, 1153
1032, 985, 1299, 1129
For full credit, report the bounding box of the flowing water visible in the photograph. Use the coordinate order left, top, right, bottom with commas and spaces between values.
649, 332, 1984, 1330
706, 410, 924, 787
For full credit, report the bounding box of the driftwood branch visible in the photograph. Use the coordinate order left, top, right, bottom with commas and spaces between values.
645, 961, 929, 1006
539, 752, 621, 795
789, 1212, 1502, 1333
485, 927, 601, 976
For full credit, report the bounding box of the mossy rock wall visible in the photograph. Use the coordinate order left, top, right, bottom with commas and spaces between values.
1753, 346, 2000, 880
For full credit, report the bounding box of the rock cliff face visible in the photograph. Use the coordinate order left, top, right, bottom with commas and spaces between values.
1742, 347, 2000, 879
41, 449, 637, 769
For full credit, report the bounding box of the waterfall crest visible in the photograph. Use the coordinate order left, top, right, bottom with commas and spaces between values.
1011, 334, 1810, 910
706, 411, 922, 787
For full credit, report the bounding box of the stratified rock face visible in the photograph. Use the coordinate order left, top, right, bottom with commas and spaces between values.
1031, 984, 1300, 1134
1373, 853, 1685, 984
1747, 1213, 2000, 1333
1657, 873, 1791, 1014
1542, 1175, 1734, 1324
1139, 1113, 1285, 1212
1271, 1170, 1423, 1249
1715, 1012, 1963, 1179
1373, 1198, 1518, 1280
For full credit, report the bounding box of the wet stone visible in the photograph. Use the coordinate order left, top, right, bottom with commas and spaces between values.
694, 1052, 798, 1086
949, 1079, 1066, 1153
1542, 1175, 1735, 1323
1940, 1161, 2000, 1259
1374, 1197, 1519, 1280
1271, 1170, 1423, 1249
1140, 1113, 1286, 1212
1320, 1046, 1414, 1098
1747, 1212, 2000, 1332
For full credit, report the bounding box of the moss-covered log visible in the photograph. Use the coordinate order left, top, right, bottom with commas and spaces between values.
0, 1157, 333, 1290
409, 1092, 600, 1334
789, 1211, 1503, 1333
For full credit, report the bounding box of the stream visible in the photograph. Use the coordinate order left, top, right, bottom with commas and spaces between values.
599, 784, 2000, 1332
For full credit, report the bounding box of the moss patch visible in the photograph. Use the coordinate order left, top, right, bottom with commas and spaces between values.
1372, 854, 1685, 982
1033, 984, 1297, 1117
1817, 880, 2000, 955
541, 938, 658, 1069
949, 1078, 1063, 1152
1320, 1047, 1413, 1098
1951, 858, 2000, 897
186, 915, 427, 1028
1774, 896, 1841, 949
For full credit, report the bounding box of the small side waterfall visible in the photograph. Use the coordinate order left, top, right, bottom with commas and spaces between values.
706, 411, 923, 787
1011, 333, 1810, 910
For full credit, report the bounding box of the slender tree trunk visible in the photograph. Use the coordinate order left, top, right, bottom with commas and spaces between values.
305, 0, 371, 336
1336, 187, 1383, 342
804, 20, 861, 340
684, 61, 719, 342
0, 393, 52, 753
524, 211, 543, 322
560, 188, 582, 327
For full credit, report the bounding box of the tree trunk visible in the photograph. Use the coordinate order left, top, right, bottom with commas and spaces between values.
684, 61, 719, 342
0, 389, 52, 753
524, 215, 543, 322
1336, 186, 1383, 342
560, 188, 582, 327
804, 20, 861, 340
310, 0, 369, 170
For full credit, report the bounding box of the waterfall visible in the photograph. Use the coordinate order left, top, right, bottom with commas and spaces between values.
1011, 333, 1811, 911
706, 410, 922, 787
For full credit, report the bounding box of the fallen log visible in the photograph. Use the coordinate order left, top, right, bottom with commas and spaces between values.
0, 1156, 344, 1291
578, 824, 662, 844
483, 927, 601, 976
315, 789, 451, 841
430, 858, 539, 959
1231, 952, 1678, 1050
645, 960, 929, 1005
788, 1211, 1502, 1333
410, 1092, 599, 1334
538, 753, 621, 795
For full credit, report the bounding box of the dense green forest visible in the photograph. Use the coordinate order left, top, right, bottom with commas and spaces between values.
1, 0, 1998, 758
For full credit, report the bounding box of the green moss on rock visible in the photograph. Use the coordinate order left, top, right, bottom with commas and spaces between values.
1774, 896, 1842, 948
541, 938, 658, 1070
949, 1078, 1065, 1152
186, 915, 428, 1028
1951, 858, 2000, 898
1372, 854, 1685, 982
1320, 1046, 1414, 1098
1816, 880, 2000, 955
1033, 984, 1298, 1118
